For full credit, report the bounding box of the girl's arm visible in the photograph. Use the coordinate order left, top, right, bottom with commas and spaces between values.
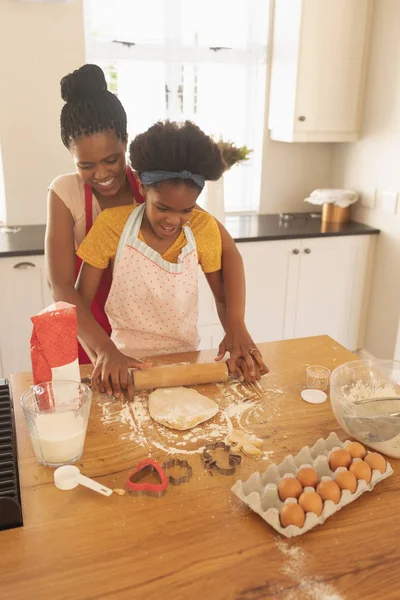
209, 221, 269, 381
75, 262, 150, 399
205, 268, 268, 383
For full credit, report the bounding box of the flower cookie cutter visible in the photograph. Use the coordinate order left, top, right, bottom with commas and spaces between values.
162, 459, 193, 486
126, 459, 168, 498
201, 441, 242, 476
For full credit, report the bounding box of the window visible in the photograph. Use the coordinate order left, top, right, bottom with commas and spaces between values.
84, 0, 270, 212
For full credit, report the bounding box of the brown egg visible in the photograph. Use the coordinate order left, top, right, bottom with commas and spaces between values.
316, 479, 341, 504
329, 449, 352, 471
334, 470, 357, 494
278, 477, 303, 501
298, 491, 323, 516
365, 452, 386, 474
297, 467, 319, 488
345, 441, 366, 459
349, 459, 372, 483
280, 503, 306, 528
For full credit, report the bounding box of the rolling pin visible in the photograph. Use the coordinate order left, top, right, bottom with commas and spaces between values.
132, 362, 229, 391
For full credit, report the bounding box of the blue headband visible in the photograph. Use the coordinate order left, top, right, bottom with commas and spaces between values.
140, 170, 205, 190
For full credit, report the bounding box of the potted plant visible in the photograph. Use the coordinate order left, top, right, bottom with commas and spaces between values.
204, 139, 253, 222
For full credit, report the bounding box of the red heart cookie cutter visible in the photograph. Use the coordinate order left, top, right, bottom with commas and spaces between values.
126, 459, 168, 498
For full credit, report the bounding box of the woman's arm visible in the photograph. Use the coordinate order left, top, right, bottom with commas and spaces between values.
46, 191, 149, 399
45, 190, 113, 359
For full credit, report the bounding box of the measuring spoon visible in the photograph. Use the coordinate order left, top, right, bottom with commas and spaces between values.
54, 465, 113, 496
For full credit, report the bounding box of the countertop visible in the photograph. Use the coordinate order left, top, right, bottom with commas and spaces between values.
3, 336, 399, 600
0, 214, 380, 258
224, 212, 380, 243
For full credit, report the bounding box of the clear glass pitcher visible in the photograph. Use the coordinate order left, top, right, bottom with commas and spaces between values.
21, 380, 92, 467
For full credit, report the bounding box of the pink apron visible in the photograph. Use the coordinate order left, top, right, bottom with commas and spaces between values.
105, 203, 200, 357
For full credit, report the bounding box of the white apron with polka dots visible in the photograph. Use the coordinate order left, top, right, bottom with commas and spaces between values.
105, 202, 200, 357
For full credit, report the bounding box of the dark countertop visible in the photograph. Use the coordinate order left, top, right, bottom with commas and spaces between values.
0, 214, 379, 258
224, 213, 380, 243
0, 225, 46, 258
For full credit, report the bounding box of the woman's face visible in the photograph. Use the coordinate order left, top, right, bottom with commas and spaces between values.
70, 130, 127, 197
144, 181, 200, 240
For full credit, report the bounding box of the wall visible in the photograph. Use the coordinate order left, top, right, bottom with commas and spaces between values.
332, 0, 400, 359
259, 137, 333, 214
0, 0, 85, 226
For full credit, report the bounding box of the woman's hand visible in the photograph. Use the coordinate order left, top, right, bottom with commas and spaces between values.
92, 341, 151, 401
215, 323, 269, 382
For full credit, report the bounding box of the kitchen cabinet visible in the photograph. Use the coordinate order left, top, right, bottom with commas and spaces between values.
268, 0, 373, 142
282, 236, 373, 349
198, 235, 374, 351
236, 240, 294, 344
0, 255, 52, 378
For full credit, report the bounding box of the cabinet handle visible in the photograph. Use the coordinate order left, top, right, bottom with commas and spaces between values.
292, 249, 300, 255
13, 261, 36, 269
304, 248, 311, 254
298, 115, 306, 122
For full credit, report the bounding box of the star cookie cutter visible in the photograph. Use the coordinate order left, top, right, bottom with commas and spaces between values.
126, 459, 168, 498
201, 441, 242, 476
162, 459, 193, 486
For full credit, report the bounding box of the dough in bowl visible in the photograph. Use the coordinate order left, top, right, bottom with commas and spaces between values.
148, 386, 219, 430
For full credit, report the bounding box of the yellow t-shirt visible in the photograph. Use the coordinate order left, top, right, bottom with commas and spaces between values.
77, 204, 222, 273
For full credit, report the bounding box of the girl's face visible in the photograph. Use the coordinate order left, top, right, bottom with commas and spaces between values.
70, 130, 127, 197
144, 181, 200, 240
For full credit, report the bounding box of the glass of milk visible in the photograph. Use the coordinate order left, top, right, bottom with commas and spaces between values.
21, 380, 92, 467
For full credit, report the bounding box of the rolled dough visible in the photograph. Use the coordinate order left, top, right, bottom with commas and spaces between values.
148, 387, 219, 431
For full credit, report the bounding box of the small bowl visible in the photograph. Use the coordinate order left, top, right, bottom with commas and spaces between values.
330, 359, 400, 458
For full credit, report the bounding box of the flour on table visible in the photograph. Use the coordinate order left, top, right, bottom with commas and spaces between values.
99, 375, 281, 456
274, 540, 344, 600
148, 386, 219, 431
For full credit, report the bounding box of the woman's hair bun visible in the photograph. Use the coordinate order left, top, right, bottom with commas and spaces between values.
60, 64, 108, 103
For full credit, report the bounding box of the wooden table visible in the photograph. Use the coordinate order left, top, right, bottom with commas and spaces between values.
1, 336, 399, 600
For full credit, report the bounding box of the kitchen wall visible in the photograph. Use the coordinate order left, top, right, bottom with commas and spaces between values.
332, 0, 400, 359
259, 137, 333, 214
0, 0, 85, 226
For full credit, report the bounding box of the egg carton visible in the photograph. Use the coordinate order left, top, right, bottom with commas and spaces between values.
231, 431, 393, 538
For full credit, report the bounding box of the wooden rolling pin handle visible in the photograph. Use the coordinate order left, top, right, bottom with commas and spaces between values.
132, 362, 229, 391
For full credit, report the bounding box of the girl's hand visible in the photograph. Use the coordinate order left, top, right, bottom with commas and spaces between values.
215, 324, 269, 382
92, 342, 151, 401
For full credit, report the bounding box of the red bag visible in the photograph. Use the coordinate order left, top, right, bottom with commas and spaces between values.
30, 302, 80, 385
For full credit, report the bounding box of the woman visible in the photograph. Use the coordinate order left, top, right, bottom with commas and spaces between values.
45, 64, 267, 397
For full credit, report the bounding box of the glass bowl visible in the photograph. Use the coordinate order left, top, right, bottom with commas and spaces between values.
330, 359, 400, 458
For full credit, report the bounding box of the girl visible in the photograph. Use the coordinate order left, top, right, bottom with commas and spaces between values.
76, 121, 267, 398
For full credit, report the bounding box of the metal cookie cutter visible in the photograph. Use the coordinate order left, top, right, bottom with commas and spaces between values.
201, 442, 242, 476
126, 459, 168, 498
162, 459, 193, 486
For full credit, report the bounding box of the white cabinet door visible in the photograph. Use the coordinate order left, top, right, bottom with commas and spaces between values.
197, 235, 373, 352
238, 240, 295, 344
0, 255, 49, 377
285, 236, 372, 350
268, 0, 372, 142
